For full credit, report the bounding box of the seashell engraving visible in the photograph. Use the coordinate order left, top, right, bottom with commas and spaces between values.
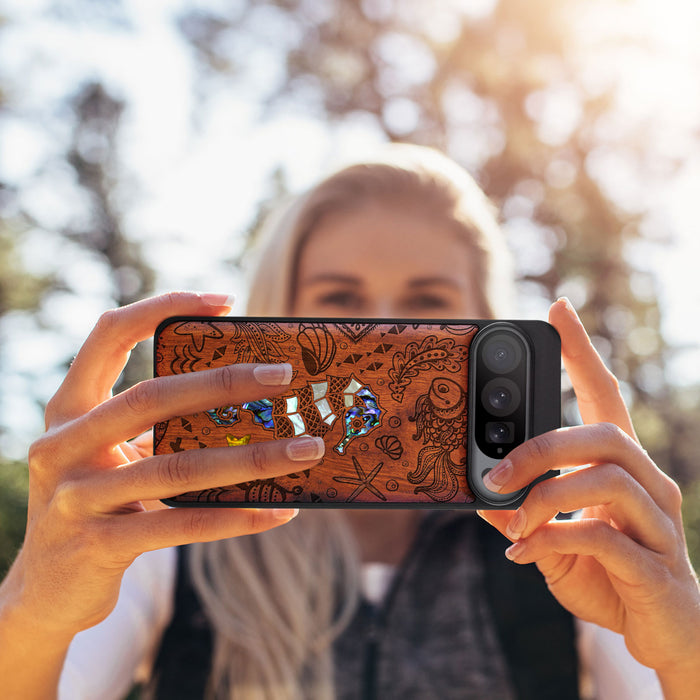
297, 323, 337, 375
375, 434, 403, 460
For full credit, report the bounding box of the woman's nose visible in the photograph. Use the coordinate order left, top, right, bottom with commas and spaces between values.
363, 299, 399, 318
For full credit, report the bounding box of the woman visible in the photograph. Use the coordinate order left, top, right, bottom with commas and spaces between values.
0, 145, 698, 699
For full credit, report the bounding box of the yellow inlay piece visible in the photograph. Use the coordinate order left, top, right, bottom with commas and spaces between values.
226, 434, 251, 447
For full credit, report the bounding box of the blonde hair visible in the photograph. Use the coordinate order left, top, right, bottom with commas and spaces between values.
189, 144, 514, 699
189, 512, 359, 700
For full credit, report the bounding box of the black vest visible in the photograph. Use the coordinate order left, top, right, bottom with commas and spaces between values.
148, 514, 579, 699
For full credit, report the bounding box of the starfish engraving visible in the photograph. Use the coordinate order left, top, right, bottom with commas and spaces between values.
333, 456, 386, 502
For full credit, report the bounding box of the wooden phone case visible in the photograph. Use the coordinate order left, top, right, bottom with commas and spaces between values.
153, 317, 558, 508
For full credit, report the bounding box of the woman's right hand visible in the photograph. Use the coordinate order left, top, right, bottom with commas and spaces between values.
1, 292, 324, 642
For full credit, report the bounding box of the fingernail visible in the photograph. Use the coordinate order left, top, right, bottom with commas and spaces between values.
506, 509, 527, 540
505, 541, 527, 561
483, 460, 512, 493
254, 363, 293, 386
199, 293, 236, 309
273, 508, 299, 521
557, 296, 578, 319
286, 436, 325, 461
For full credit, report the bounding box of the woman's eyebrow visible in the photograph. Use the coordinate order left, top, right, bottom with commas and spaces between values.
407, 277, 461, 289
301, 273, 361, 286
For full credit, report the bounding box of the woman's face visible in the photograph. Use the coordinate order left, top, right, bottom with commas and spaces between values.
293, 202, 485, 319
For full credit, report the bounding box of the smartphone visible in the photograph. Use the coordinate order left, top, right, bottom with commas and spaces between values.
153, 317, 560, 509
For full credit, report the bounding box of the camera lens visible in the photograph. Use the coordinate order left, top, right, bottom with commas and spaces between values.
481, 378, 521, 417
482, 334, 522, 374
486, 421, 514, 443
489, 387, 510, 411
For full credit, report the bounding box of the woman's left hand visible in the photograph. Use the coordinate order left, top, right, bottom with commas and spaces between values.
478, 298, 700, 696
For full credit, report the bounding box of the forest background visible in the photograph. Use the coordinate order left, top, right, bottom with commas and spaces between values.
1, 0, 700, 574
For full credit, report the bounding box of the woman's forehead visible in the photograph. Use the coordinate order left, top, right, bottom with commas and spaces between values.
298, 204, 472, 273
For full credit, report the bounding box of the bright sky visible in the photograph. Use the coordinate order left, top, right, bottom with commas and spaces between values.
1, 0, 699, 456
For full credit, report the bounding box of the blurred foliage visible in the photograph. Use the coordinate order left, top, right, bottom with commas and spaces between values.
0, 16, 52, 313
62, 81, 157, 391
0, 0, 699, 571
0, 459, 28, 577
682, 477, 700, 572
0, 19, 155, 568
0, 223, 54, 316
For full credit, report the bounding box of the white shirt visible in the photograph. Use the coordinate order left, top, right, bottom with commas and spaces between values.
59, 548, 663, 700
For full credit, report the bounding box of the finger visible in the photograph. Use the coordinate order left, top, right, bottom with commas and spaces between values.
483, 423, 681, 515
548, 298, 636, 439
109, 506, 301, 557
64, 362, 293, 456
86, 436, 325, 508
476, 509, 516, 539
119, 431, 152, 461
503, 518, 663, 588
126, 431, 153, 459
120, 441, 144, 462
503, 464, 676, 554
47, 292, 235, 424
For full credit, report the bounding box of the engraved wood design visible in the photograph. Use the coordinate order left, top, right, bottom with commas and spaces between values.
154, 319, 478, 505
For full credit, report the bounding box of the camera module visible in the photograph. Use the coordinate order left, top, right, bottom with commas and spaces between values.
467, 320, 560, 507
469, 323, 531, 463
